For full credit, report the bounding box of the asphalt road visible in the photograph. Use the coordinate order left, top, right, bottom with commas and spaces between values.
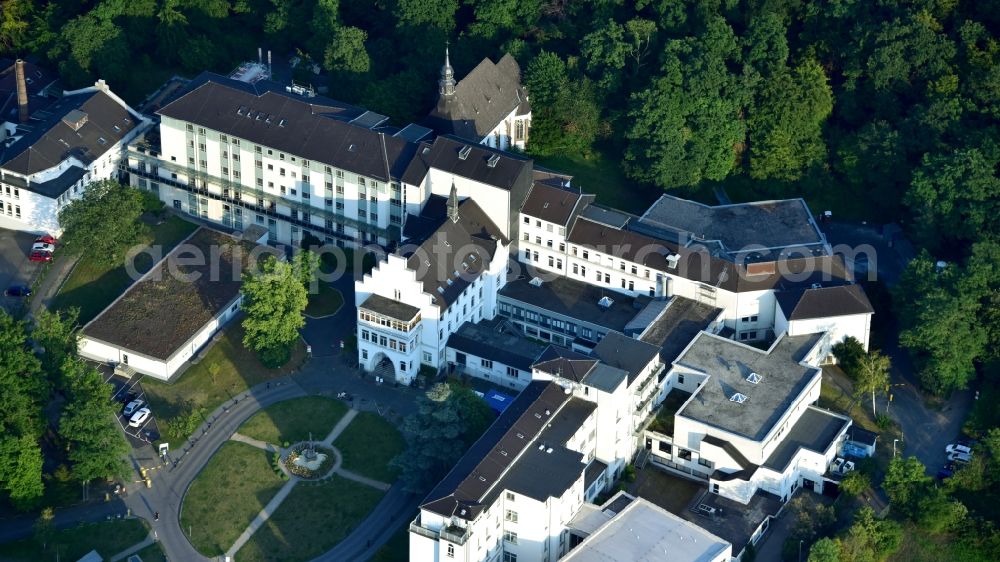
0, 228, 45, 312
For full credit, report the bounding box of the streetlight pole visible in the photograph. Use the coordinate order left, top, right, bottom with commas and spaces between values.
893, 438, 901, 458
799, 539, 804, 562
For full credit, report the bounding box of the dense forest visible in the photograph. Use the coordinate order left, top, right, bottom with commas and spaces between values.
1, 1, 998, 559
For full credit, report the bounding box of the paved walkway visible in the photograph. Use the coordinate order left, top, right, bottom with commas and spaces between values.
223, 406, 392, 558
225, 478, 299, 558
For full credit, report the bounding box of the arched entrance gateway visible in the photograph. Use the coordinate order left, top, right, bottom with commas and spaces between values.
368, 352, 398, 384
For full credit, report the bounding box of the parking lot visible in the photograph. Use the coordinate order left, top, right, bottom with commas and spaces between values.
104, 368, 161, 447
0, 227, 47, 311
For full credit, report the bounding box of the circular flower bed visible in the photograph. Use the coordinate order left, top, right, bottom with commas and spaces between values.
283, 444, 335, 479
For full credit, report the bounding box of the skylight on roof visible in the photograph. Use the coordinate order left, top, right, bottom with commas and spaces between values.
730, 393, 748, 404
459, 145, 472, 160
746, 372, 762, 384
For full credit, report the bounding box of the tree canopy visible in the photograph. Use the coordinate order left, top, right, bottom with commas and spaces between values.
241, 254, 311, 368
57, 179, 147, 265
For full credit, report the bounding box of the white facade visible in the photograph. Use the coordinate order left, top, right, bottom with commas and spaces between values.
355, 238, 510, 382
134, 114, 402, 247
480, 107, 530, 151
0, 81, 150, 234
80, 295, 242, 381
774, 307, 873, 356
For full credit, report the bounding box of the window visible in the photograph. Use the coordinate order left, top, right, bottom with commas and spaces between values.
523, 216, 529, 224
122, 354, 129, 365
582, 250, 589, 260
503, 531, 518, 545
505, 509, 518, 523
678, 374, 685, 384
506, 367, 518, 379
481, 358, 493, 369
503, 554, 517, 562
506, 491, 515, 501
446, 544, 454, 558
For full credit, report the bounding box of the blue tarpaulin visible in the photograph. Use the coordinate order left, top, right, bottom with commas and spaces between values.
484, 389, 514, 413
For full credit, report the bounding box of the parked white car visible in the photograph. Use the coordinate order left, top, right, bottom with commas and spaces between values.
31, 242, 55, 253
128, 407, 151, 428
948, 451, 972, 464
946, 443, 972, 456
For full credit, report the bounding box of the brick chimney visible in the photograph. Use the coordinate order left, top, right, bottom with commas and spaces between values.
14, 59, 29, 124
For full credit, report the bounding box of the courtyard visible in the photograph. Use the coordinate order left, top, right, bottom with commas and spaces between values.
180, 395, 405, 561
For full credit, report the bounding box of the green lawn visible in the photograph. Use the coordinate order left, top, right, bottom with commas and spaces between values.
533, 146, 662, 215
180, 441, 286, 557
236, 475, 386, 562
370, 517, 412, 562
0, 518, 149, 562
143, 323, 307, 447
305, 283, 344, 317
334, 412, 405, 483
52, 215, 197, 323
239, 396, 349, 445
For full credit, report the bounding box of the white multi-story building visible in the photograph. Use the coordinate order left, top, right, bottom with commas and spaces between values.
517, 185, 860, 348
0, 78, 148, 233
646, 331, 853, 505
423, 49, 532, 150
124, 72, 423, 247
355, 191, 510, 381
410, 381, 603, 562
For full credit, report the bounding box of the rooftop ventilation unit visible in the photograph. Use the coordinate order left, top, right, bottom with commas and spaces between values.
730, 393, 748, 404
598, 296, 614, 309
665, 254, 680, 269
746, 372, 762, 384
538, 443, 545, 450
487, 154, 501, 168
546, 447, 553, 454
529, 277, 543, 287
458, 145, 472, 160
811, 283, 822, 289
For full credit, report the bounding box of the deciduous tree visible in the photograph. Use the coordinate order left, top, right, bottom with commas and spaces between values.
57, 179, 147, 265
58, 358, 130, 483
241, 256, 308, 368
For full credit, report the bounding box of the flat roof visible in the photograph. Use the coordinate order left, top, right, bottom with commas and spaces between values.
359, 293, 420, 321
82, 228, 278, 361
677, 333, 824, 441
763, 407, 850, 471
565, 496, 731, 562
641, 195, 826, 259
500, 272, 647, 333
447, 317, 546, 372
640, 297, 722, 364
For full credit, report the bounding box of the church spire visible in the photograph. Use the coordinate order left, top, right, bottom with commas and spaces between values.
448, 180, 460, 223
439, 45, 456, 97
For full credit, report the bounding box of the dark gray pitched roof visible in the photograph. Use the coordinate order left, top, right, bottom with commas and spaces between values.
0, 59, 58, 124
400, 134, 532, 190
157, 73, 417, 182
358, 293, 420, 321
0, 89, 138, 178
420, 381, 577, 520
423, 54, 529, 141
520, 181, 594, 227
533, 345, 628, 393
592, 331, 661, 385
776, 284, 874, 321
400, 198, 506, 310
762, 407, 849, 471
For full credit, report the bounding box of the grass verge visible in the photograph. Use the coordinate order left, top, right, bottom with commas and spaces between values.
0, 518, 148, 562
236, 475, 386, 562
533, 146, 661, 215
180, 441, 286, 557
333, 411, 405, 483
305, 283, 344, 317
52, 215, 197, 323
239, 396, 349, 445
143, 323, 306, 447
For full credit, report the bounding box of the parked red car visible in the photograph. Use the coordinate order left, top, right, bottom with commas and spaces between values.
28, 250, 52, 262
35, 234, 58, 245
